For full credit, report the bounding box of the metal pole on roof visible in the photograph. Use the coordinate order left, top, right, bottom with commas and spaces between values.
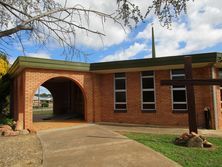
152, 25, 156, 58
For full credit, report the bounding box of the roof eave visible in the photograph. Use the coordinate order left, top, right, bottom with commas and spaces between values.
8, 56, 90, 77
90, 52, 219, 73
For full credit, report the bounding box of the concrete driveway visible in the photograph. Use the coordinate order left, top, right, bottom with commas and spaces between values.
37, 124, 180, 167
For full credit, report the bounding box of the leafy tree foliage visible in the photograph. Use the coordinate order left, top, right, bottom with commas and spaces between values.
116, 0, 193, 28
0, 54, 10, 117
0, 54, 9, 77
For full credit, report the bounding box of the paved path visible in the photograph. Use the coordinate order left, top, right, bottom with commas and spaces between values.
37, 124, 180, 167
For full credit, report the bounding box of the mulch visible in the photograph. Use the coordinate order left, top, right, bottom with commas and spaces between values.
0, 134, 43, 167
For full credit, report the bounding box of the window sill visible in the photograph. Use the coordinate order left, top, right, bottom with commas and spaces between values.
114, 110, 127, 113
173, 110, 188, 113
141, 110, 156, 113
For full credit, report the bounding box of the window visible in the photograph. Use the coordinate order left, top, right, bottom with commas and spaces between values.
114, 73, 127, 111
141, 71, 155, 111
171, 69, 187, 111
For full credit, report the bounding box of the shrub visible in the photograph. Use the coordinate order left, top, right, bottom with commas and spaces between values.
41, 101, 49, 107
0, 54, 10, 117
0, 117, 14, 127
0, 74, 10, 116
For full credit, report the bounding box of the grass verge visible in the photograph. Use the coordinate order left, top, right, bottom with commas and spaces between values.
126, 133, 222, 167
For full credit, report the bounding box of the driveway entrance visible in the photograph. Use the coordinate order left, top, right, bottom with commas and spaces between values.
38, 124, 180, 167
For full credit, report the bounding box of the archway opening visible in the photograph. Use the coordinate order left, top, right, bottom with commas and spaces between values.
32, 77, 85, 124
33, 86, 53, 121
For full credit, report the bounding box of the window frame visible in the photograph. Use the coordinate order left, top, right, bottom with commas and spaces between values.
219, 69, 222, 111
171, 69, 188, 111
140, 71, 156, 111
114, 73, 127, 111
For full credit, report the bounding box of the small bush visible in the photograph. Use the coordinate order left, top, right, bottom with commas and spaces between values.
41, 101, 49, 108
0, 117, 14, 127
0, 74, 10, 117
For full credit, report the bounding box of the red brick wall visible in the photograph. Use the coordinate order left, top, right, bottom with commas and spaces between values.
12, 66, 221, 129
100, 67, 214, 128
12, 68, 98, 129
12, 72, 26, 128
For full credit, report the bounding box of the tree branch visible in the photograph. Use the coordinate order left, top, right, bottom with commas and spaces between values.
0, 25, 33, 38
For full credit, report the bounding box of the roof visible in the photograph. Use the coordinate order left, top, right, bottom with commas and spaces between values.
9, 56, 90, 77
33, 96, 52, 101
8, 52, 222, 76
91, 52, 222, 73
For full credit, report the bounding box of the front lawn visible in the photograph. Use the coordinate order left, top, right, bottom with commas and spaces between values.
126, 133, 222, 167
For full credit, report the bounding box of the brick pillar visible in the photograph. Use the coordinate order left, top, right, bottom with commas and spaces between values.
92, 74, 102, 122
12, 72, 26, 129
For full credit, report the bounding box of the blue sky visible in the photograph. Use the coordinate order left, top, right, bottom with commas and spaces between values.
4, 0, 222, 65
4, 0, 221, 94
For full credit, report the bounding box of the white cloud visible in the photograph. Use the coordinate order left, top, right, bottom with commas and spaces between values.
51, 0, 152, 49
27, 52, 51, 59
52, 0, 130, 49
100, 42, 147, 62
136, 0, 222, 57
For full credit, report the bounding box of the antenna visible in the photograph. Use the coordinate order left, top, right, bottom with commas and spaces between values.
151, 24, 156, 58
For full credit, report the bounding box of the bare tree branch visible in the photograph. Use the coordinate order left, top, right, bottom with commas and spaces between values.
0, 0, 193, 60
0, 25, 33, 38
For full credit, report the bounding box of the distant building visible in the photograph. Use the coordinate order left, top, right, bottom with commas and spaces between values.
33, 96, 53, 107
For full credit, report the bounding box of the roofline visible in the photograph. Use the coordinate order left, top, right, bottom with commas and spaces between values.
8, 56, 90, 77
8, 52, 222, 76
90, 52, 221, 72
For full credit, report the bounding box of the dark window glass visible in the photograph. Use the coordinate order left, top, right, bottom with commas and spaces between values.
173, 104, 187, 110
173, 90, 186, 102
172, 69, 187, 110
115, 92, 126, 102
143, 91, 154, 102
142, 78, 154, 89
142, 71, 153, 76
143, 104, 155, 110
115, 79, 125, 90
173, 85, 185, 88
115, 73, 125, 78
115, 104, 126, 109
172, 76, 185, 80
172, 74, 185, 88
172, 69, 185, 75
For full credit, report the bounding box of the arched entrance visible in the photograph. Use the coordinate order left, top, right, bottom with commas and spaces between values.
32, 77, 85, 130
33, 86, 53, 122
42, 77, 85, 119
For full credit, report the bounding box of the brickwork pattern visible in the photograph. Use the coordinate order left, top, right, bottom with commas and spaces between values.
12, 66, 221, 129
13, 68, 97, 129
100, 67, 215, 128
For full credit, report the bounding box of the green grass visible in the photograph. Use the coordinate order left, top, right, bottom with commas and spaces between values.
33, 108, 53, 116
126, 133, 222, 167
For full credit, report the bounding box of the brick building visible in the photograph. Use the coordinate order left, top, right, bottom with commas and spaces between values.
8, 52, 222, 130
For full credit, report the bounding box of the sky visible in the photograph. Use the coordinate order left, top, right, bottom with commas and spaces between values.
3, 0, 222, 94
4, 0, 222, 64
